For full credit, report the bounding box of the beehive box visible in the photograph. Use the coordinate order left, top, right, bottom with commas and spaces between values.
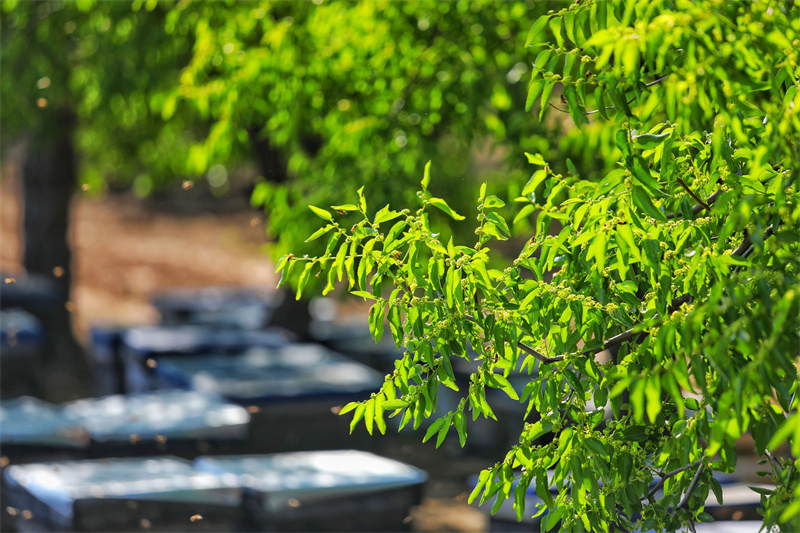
151, 286, 280, 330
155, 344, 383, 453
61, 390, 249, 458
3, 457, 243, 532
195, 450, 427, 532
119, 325, 291, 393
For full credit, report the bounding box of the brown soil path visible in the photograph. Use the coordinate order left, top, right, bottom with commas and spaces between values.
1, 175, 277, 338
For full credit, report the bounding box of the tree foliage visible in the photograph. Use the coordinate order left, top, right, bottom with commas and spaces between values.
289, 1, 800, 531
2, 0, 560, 256
171, 0, 557, 256
0, 0, 199, 195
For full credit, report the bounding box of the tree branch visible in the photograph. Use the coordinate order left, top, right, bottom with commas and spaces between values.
677, 463, 705, 510
645, 458, 704, 501
463, 314, 564, 365
676, 178, 712, 213
518, 341, 565, 364
665, 187, 722, 220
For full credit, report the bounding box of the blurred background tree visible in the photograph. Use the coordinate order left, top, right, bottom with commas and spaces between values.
1, 0, 200, 399
0, 0, 566, 397
171, 0, 562, 258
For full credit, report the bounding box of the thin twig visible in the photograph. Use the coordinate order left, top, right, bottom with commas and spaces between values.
676, 178, 712, 213
665, 188, 722, 220
580, 327, 636, 356
586, 105, 617, 116
463, 314, 564, 364
559, 75, 669, 116
677, 463, 705, 510
644, 75, 669, 88
548, 102, 570, 114
646, 458, 704, 501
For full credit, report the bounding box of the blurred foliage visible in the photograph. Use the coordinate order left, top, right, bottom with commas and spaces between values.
0, 0, 200, 196
2, 0, 569, 260
172, 0, 564, 257
292, 0, 800, 531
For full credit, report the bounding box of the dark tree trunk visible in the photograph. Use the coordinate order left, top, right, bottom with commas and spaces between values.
22, 108, 93, 402
247, 127, 288, 184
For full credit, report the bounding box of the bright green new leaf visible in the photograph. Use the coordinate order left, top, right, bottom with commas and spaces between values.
429, 197, 465, 220
308, 205, 333, 221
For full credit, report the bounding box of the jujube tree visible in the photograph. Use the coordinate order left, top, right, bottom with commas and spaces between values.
289, 1, 800, 531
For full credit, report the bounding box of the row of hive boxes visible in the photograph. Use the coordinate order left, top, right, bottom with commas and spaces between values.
2, 451, 427, 532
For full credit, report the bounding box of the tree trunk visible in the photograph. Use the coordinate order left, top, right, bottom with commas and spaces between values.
22, 108, 93, 402
247, 127, 288, 184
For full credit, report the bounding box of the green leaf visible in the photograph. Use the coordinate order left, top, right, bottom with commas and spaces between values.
563, 85, 588, 127
435, 421, 450, 448
374, 204, 402, 226
275, 255, 289, 273
645, 374, 662, 423
525, 15, 549, 47
277, 259, 295, 289
351, 290, 375, 300
486, 212, 510, 238
382, 399, 409, 410
331, 204, 359, 212
421, 160, 432, 190
365, 399, 374, 435
334, 241, 347, 282
369, 301, 385, 343
525, 152, 547, 165
539, 80, 556, 121
357, 186, 367, 212
309, 205, 333, 221
584, 437, 609, 459
455, 411, 467, 447
617, 425, 648, 442
483, 195, 505, 209
296, 262, 314, 300
423, 418, 446, 443
526, 78, 546, 112
469, 470, 492, 505
388, 305, 403, 349
305, 224, 333, 242
633, 131, 671, 150
350, 403, 366, 433
631, 186, 667, 222
632, 156, 663, 195
429, 197, 465, 220
615, 129, 631, 158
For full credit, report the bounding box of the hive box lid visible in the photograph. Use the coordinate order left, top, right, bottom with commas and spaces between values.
121, 325, 290, 358
61, 390, 249, 443
195, 450, 427, 509
4, 456, 241, 523
0, 397, 89, 449
156, 344, 383, 403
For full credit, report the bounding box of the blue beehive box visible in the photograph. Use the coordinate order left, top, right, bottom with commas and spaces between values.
151, 286, 280, 330
154, 344, 383, 452
119, 325, 291, 393
61, 390, 250, 458
2, 457, 243, 532
0, 309, 45, 398
0, 397, 89, 462
194, 450, 428, 532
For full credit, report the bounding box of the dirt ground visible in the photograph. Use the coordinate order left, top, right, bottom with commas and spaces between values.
0, 174, 490, 532
1, 175, 279, 337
